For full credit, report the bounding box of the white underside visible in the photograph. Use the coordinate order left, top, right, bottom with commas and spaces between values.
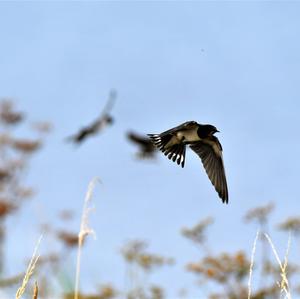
165, 128, 201, 148
177, 128, 200, 142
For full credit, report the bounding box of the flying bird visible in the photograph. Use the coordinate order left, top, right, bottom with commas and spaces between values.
148, 121, 228, 203
66, 90, 117, 144
127, 131, 157, 159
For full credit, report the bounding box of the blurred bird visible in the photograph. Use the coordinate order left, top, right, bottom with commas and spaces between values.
127, 131, 157, 159
148, 121, 228, 203
66, 90, 117, 144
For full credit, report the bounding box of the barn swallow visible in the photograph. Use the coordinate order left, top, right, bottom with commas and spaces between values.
148, 121, 228, 203
127, 131, 157, 159
66, 90, 117, 144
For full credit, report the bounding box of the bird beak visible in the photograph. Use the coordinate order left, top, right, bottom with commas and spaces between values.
216, 130, 220, 133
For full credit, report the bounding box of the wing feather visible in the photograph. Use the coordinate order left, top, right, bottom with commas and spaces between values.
189, 137, 228, 203
148, 134, 186, 168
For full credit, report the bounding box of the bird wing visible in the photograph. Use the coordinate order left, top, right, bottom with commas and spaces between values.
189, 137, 228, 203
148, 133, 186, 168
92, 89, 117, 129
157, 121, 198, 137
165, 143, 186, 167
161, 143, 186, 168
127, 132, 151, 146
148, 122, 197, 168
100, 89, 117, 118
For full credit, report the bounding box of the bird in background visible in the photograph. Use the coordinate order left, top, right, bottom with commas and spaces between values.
66, 89, 117, 144
127, 131, 157, 159
148, 121, 229, 204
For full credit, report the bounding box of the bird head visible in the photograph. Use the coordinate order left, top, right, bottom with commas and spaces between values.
205, 124, 219, 135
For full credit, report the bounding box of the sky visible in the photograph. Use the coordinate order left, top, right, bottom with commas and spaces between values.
1, 1, 300, 298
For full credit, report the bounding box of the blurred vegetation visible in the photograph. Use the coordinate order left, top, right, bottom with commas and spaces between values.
0, 99, 50, 278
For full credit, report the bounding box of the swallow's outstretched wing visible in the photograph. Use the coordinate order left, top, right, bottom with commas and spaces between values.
90, 89, 117, 130
127, 132, 154, 149
155, 121, 198, 137
100, 89, 117, 118
189, 137, 228, 203
148, 134, 186, 167
127, 131, 157, 159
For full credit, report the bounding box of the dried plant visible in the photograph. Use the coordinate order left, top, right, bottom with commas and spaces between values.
97, 284, 118, 299
278, 217, 300, 236
74, 178, 99, 299
32, 281, 38, 299
181, 217, 213, 252
121, 240, 174, 272
0, 99, 49, 272
264, 233, 292, 298
121, 240, 173, 299
248, 230, 260, 299
244, 202, 274, 227
0, 100, 24, 125
244, 202, 275, 292
183, 211, 300, 299
11, 139, 41, 154
57, 230, 80, 248
64, 284, 117, 299
187, 251, 250, 284
0, 199, 16, 218
15, 236, 42, 299
149, 285, 164, 299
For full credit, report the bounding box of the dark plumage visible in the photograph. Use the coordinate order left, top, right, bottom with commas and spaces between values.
66, 90, 117, 144
127, 131, 157, 159
148, 121, 228, 204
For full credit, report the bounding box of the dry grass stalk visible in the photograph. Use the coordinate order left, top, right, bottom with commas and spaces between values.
74, 178, 99, 299
248, 232, 292, 299
15, 235, 42, 299
32, 281, 38, 299
247, 230, 260, 299
264, 233, 291, 299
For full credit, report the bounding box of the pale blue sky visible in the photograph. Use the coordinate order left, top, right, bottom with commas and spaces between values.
1, 2, 300, 298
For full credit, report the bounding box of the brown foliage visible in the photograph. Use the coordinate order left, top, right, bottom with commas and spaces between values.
187, 251, 250, 284
0, 199, 16, 218
121, 240, 174, 271
57, 230, 80, 248
64, 284, 117, 299
11, 139, 41, 153
0, 100, 24, 125
278, 217, 300, 235
244, 202, 274, 225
